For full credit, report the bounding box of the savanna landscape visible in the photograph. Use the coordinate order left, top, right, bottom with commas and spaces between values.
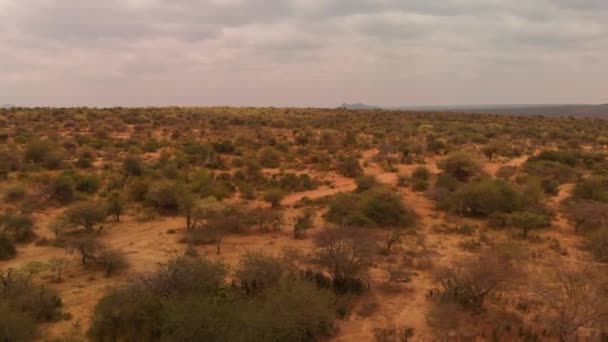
1, 107, 608, 341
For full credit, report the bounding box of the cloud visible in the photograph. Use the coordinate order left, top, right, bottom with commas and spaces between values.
0, 0, 606, 106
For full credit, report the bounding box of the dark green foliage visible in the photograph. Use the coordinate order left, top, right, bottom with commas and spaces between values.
88, 256, 337, 342
571, 176, 608, 202
0, 213, 35, 243
523, 160, 577, 184
74, 174, 101, 194
46, 174, 76, 204
440, 179, 523, 217
326, 187, 416, 228
529, 150, 580, 167
0, 269, 63, 339
24, 139, 53, 164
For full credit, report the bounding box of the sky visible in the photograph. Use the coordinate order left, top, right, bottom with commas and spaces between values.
0, 0, 606, 108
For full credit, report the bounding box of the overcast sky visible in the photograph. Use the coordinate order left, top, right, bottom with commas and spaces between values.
0, 0, 606, 107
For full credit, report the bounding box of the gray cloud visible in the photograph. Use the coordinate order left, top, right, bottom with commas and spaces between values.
0, 0, 606, 107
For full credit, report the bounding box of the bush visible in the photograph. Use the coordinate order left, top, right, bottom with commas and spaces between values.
571, 176, 608, 202
326, 187, 417, 228
123, 155, 144, 177
523, 160, 577, 184
355, 175, 378, 192
258, 147, 281, 168
24, 139, 53, 164
146, 181, 185, 214
0, 304, 36, 342
0, 213, 35, 243
75, 174, 101, 194
235, 251, 287, 288
411, 179, 429, 192
337, 156, 363, 178
437, 152, 483, 182
263, 188, 285, 208
46, 174, 76, 204
314, 227, 376, 293
88, 256, 337, 341
440, 179, 523, 217
98, 249, 129, 276
63, 202, 108, 232
0, 233, 16, 260
412, 166, 431, 181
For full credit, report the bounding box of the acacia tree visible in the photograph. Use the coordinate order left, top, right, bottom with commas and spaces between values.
64, 235, 106, 264
63, 202, 108, 232
565, 201, 608, 232
314, 227, 377, 293
434, 249, 521, 312
535, 268, 608, 341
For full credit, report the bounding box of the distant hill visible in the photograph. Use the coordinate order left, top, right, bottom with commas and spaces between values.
339, 103, 608, 118
339, 103, 380, 110
1, 104, 14, 109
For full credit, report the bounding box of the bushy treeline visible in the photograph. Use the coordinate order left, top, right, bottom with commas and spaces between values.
88, 254, 338, 342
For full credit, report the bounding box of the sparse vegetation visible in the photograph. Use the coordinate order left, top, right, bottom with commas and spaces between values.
1, 107, 608, 341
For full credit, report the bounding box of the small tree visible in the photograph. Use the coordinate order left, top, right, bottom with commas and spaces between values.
48, 257, 69, 282
64, 202, 108, 232
107, 192, 123, 222
566, 201, 608, 232
263, 188, 285, 209
314, 227, 377, 293
535, 268, 608, 341
64, 235, 105, 264
509, 211, 551, 238
382, 228, 403, 255
294, 209, 314, 239
435, 248, 521, 312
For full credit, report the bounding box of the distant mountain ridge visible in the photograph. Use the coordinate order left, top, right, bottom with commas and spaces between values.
339, 103, 608, 118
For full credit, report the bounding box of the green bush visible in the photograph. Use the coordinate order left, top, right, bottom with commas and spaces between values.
63, 201, 108, 232
437, 152, 483, 182
47, 174, 77, 204
326, 187, 416, 228
75, 174, 101, 194
572, 176, 608, 202
263, 188, 285, 208
0, 213, 35, 242
412, 166, 431, 181
88, 256, 337, 342
440, 179, 523, 217
523, 160, 577, 184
